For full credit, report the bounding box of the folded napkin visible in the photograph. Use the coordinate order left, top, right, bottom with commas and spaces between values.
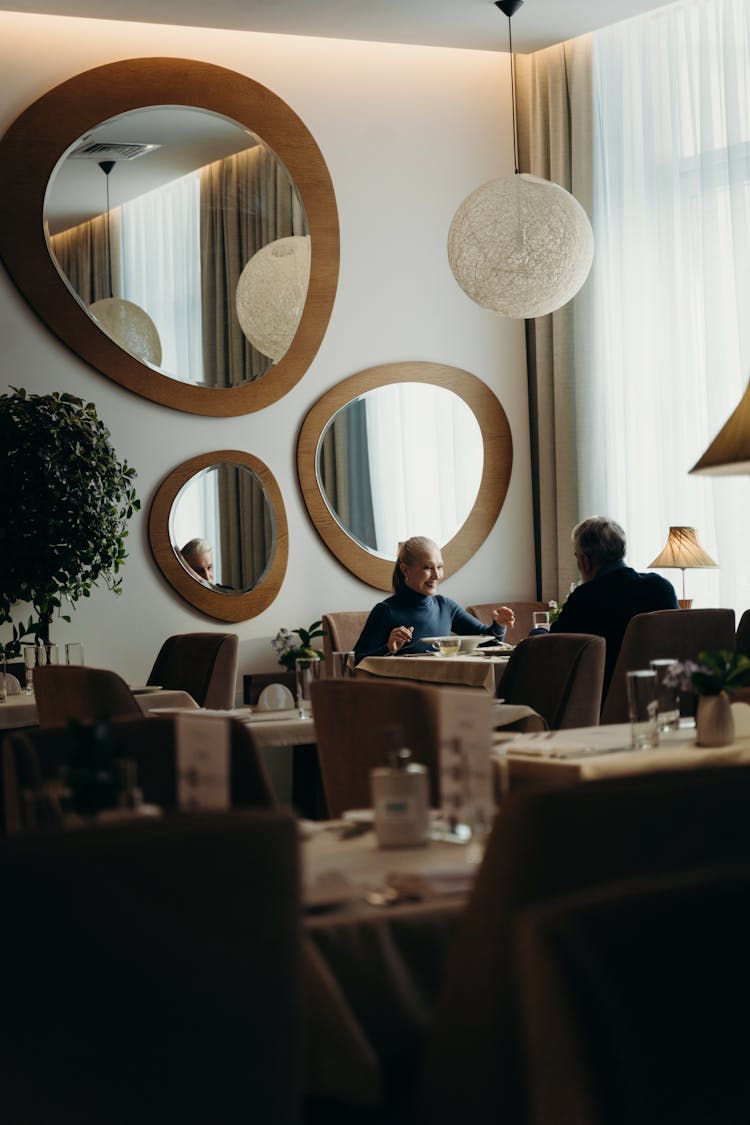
1, 673, 21, 696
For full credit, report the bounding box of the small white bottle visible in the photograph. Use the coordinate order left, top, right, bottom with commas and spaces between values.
371, 745, 430, 848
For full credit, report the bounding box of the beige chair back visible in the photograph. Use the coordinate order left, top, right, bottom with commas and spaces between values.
310, 678, 443, 816
499, 633, 606, 729
147, 632, 238, 708
0, 808, 301, 1124
467, 600, 551, 647
321, 611, 370, 674
33, 665, 143, 727
601, 607, 736, 723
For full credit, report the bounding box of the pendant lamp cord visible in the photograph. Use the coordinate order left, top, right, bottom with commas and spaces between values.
507, 15, 520, 175
99, 160, 115, 300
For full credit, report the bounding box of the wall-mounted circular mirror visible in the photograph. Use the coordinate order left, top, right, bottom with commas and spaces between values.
149, 450, 288, 620
297, 361, 513, 590
0, 58, 339, 416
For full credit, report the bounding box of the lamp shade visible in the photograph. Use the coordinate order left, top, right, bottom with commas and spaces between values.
236, 234, 311, 363
447, 173, 594, 319
89, 297, 162, 367
648, 527, 717, 570
690, 379, 750, 475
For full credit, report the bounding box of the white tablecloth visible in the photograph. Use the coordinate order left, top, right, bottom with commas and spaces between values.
356, 653, 509, 693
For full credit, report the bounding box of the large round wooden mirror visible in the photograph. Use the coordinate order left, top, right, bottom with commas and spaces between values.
0, 58, 339, 416
297, 361, 513, 590
149, 450, 288, 620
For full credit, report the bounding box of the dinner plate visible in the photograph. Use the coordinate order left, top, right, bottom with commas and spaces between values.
341, 808, 375, 823
130, 684, 162, 694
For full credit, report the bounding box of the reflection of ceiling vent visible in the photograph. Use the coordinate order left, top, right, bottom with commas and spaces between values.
69, 141, 161, 161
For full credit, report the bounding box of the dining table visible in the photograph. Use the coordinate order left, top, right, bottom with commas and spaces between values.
494, 703, 750, 793
0, 687, 199, 731
300, 814, 480, 1112
355, 650, 510, 694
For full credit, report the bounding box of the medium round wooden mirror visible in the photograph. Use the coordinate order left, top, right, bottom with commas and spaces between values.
149, 450, 288, 620
0, 58, 339, 416
297, 361, 513, 590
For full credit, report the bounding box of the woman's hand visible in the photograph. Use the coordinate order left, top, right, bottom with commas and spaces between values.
387, 625, 414, 653
493, 605, 516, 629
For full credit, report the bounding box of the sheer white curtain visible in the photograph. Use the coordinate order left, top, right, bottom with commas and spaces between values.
120, 170, 204, 382
582, 0, 750, 614
365, 385, 483, 558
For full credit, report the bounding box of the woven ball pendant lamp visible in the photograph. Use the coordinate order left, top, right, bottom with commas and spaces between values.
448, 0, 594, 319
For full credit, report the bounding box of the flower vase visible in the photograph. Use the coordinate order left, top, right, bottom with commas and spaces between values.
695, 692, 734, 748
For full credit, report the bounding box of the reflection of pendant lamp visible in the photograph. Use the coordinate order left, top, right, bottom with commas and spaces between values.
690, 377, 750, 475
235, 234, 311, 363
88, 159, 162, 366
447, 0, 594, 319
648, 526, 717, 609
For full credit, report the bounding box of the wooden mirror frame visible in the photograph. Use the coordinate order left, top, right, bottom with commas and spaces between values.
0, 57, 339, 416
297, 361, 513, 590
149, 450, 288, 621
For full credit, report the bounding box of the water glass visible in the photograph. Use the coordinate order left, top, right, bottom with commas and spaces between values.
22, 643, 38, 694
626, 669, 659, 749
331, 650, 355, 678
0, 655, 6, 703
436, 637, 461, 656
65, 641, 85, 666
650, 658, 680, 731
295, 656, 321, 718
532, 611, 550, 630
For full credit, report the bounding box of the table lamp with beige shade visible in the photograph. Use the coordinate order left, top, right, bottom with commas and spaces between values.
690, 378, 750, 475
648, 526, 717, 609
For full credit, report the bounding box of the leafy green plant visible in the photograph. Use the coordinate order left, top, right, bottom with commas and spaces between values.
0, 387, 139, 657
272, 621, 324, 670
690, 649, 750, 696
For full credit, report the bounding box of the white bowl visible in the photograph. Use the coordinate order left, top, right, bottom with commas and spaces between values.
459, 636, 482, 653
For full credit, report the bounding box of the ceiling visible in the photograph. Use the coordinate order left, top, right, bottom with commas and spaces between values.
2, 0, 679, 54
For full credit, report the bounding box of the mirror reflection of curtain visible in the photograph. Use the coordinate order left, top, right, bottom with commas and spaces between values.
119, 171, 203, 382
318, 398, 376, 548
217, 464, 274, 590
49, 210, 118, 303
200, 145, 308, 387
171, 468, 221, 579
365, 385, 483, 556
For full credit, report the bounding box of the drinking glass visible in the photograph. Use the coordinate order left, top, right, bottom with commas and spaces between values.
532, 611, 550, 630
0, 655, 6, 703
65, 641, 85, 666
626, 669, 659, 749
436, 637, 461, 657
22, 643, 38, 695
331, 651, 355, 678
650, 658, 680, 731
295, 656, 321, 718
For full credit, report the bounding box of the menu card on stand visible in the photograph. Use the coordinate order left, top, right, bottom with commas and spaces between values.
437, 688, 493, 839
175, 712, 231, 812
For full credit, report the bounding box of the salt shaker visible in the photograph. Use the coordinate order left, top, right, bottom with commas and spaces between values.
371, 745, 430, 848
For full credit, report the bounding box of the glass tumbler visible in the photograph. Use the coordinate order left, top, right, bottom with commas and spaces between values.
626, 669, 659, 749
295, 656, 321, 718
650, 658, 680, 731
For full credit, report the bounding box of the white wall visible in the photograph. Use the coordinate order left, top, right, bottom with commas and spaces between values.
0, 11, 534, 693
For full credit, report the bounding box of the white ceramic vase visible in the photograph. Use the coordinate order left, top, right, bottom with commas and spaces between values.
695, 692, 734, 748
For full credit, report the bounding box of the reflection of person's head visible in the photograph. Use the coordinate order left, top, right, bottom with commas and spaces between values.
392, 535, 444, 596
181, 537, 215, 584
572, 517, 626, 582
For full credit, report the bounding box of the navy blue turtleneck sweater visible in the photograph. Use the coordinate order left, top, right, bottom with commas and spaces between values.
353, 586, 506, 664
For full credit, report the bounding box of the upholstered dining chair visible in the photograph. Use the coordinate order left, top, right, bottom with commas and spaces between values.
0, 808, 301, 1124
416, 762, 750, 1125
467, 600, 552, 648
600, 607, 736, 723
498, 633, 606, 729
146, 631, 239, 709
2, 714, 276, 835
736, 608, 750, 657
33, 664, 143, 727
517, 864, 750, 1125
309, 679, 444, 817
321, 611, 370, 676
